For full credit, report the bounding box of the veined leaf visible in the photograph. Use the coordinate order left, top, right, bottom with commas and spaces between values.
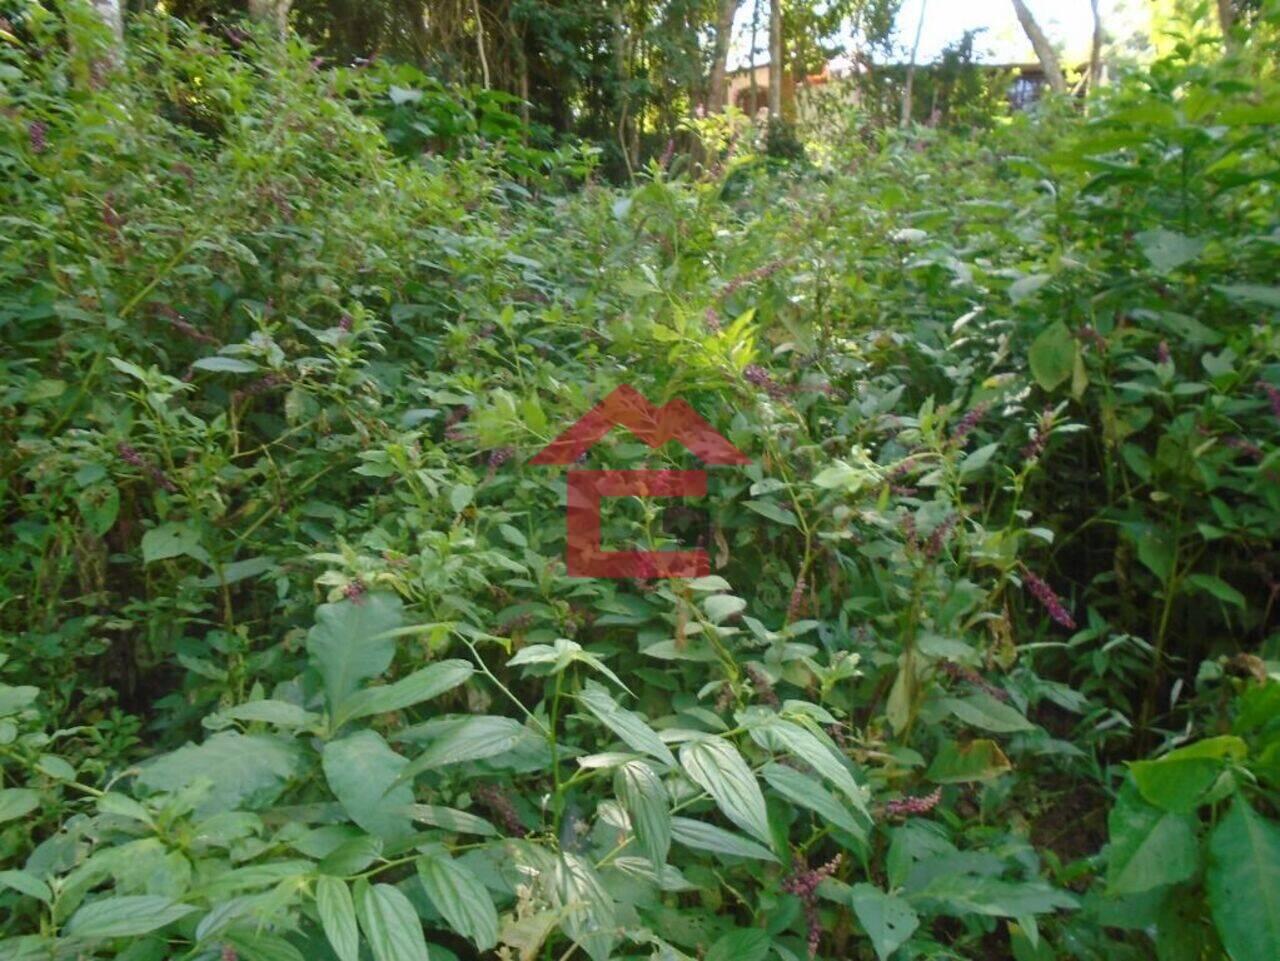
416, 852, 500, 951
578, 683, 675, 766
1207, 798, 1280, 961
679, 737, 771, 846
1105, 781, 1199, 896
356, 883, 430, 961
335, 659, 473, 728
403, 804, 498, 836
761, 763, 866, 841
315, 878, 360, 961
397, 715, 525, 783
322, 731, 414, 843
615, 760, 671, 867
306, 594, 404, 715
65, 896, 197, 940
941, 694, 1035, 734
670, 817, 778, 862
850, 884, 919, 961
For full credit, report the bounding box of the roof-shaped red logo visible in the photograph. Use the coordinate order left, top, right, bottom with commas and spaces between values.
530, 384, 750, 466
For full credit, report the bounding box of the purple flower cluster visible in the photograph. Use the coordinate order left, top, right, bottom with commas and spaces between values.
721, 259, 786, 299
116, 443, 177, 493
28, 121, 47, 154
704, 307, 722, 332
473, 784, 526, 837
781, 855, 843, 958
342, 580, 366, 604
744, 364, 790, 399
1157, 340, 1172, 365
1076, 325, 1107, 353
786, 576, 807, 621
338, 313, 353, 332
1223, 436, 1264, 462
487, 446, 515, 471
1259, 381, 1280, 421
745, 664, 780, 709
1022, 569, 1076, 630
950, 403, 988, 446
924, 514, 958, 559
1022, 406, 1054, 462
884, 787, 942, 818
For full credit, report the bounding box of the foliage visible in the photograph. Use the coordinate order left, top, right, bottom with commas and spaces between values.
1, 3, 1280, 961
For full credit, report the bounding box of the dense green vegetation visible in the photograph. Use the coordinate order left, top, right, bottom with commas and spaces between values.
2, 4, 1280, 961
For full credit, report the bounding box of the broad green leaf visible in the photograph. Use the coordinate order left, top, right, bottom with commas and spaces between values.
136, 732, 300, 815
1129, 735, 1245, 813
615, 760, 671, 867
76, 483, 119, 537
1216, 284, 1280, 309
212, 700, 319, 730
1186, 574, 1246, 610
941, 695, 1035, 734
403, 804, 498, 836
925, 739, 1012, 783
913, 876, 1078, 917
761, 763, 866, 841
1028, 321, 1075, 392
703, 594, 746, 624
757, 718, 867, 814
548, 852, 617, 961
1136, 229, 1204, 273
224, 931, 306, 961
357, 883, 430, 961
680, 737, 771, 846
1105, 781, 1200, 895
65, 896, 197, 940
0, 789, 39, 824
577, 684, 675, 766
306, 594, 404, 715
1207, 798, 1280, 961
191, 356, 259, 373
0, 871, 51, 904
416, 852, 499, 950
335, 659, 473, 728
706, 928, 770, 961
670, 817, 778, 862
323, 731, 414, 843
850, 884, 919, 961
141, 522, 207, 564
0, 685, 38, 717
316, 878, 360, 961
397, 716, 525, 783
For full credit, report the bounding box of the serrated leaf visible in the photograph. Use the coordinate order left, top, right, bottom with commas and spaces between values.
417, 853, 499, 950
305, 594, 404, 716
335, 659, 473, 728
357, 883, 430, 961
577, 684, 675, 766
398, 716, 525, 783
403, 804, 498, 836
670, 817, 778, 862
680, 737, 771, 846
322, 731, 415, 843
315, 878, 360, 961
761, 763, 865, 841
65, 896, 197, 940
615, 760, 671, 867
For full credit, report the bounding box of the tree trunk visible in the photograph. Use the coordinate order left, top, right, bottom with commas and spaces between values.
900, 0, 927, 127
88, 0, 123, 43
1216, 0, 1237, 50
248, 0, 292, 36
767, 0, 781, 118
707, 0, 742, 113
1087, 0, 1104, 94
1011, 0, 1067, 95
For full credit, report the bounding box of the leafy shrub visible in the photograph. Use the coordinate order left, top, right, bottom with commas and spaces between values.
1, 4, 1279, 961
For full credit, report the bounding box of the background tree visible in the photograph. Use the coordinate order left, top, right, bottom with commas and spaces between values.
1011, 0, 1067, 93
